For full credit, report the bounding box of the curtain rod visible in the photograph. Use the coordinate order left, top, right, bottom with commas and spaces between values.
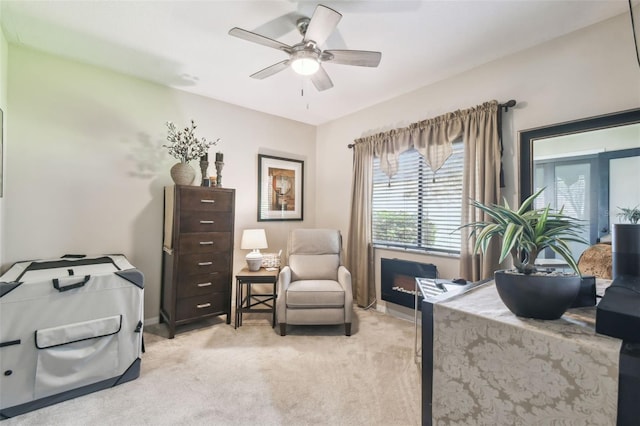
347, 99, 518, 148
500, 99, 517, 112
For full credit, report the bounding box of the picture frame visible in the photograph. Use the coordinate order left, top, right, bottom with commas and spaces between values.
258, 154, 304, 221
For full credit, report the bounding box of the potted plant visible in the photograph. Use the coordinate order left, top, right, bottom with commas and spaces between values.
163, 120, 219, 185
617, 205, 640, 224
612, 205, 640, 277
461, 187, 587, 320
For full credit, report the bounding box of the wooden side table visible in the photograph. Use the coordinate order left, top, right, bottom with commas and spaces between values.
235, 267, 279, 329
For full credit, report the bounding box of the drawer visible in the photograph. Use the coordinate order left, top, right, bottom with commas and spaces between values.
177, 252, 230, 278
180, 211, 232, 233
177, 272, 230, 299
176, 294, 227, 321
179, 188, 233, 212
178, 232, 231, 253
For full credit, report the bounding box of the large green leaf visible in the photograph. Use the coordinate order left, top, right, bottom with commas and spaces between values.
517, 187, 546, 215
500, 223, 523, 263
534, 206, 549, 237
548, 241, 581, 275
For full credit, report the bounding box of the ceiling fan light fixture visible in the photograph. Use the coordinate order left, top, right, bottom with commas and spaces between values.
290, 46, 321, 75
291, 57, 320, 75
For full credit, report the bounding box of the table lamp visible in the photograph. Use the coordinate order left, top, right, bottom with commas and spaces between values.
241, 229, 268, 271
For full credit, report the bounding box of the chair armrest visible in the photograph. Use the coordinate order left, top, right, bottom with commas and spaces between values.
338, 265, 353, 323
276, 266, 291, 324
278, 266, 291, 294
337, 266, 352, 293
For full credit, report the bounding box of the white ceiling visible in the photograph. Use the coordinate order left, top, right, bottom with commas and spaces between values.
0, 1, 633, 125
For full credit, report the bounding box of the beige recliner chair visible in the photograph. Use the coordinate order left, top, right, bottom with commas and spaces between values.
277, 229, 353, 336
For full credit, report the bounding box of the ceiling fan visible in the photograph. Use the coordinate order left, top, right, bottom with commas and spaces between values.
228, 4, 382, 91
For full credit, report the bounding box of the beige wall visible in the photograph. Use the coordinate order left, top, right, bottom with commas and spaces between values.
0, 25, 7, 267
315, 13, 640, 311
4, 46, 316, 322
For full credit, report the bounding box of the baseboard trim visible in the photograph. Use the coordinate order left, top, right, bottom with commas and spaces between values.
144, 316, 160, 326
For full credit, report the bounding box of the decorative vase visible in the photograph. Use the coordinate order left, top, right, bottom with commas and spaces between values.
170, 162, 195, 186
494, 269, 581, 320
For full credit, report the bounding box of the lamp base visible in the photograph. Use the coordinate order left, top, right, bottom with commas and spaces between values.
246, 251, 263, 272
246, 258, 262, 272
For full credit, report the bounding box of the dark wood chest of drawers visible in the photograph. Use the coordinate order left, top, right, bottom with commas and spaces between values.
160, 185, 235, 338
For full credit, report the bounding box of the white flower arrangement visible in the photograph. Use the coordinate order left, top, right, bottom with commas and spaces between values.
163, 120, 219, 163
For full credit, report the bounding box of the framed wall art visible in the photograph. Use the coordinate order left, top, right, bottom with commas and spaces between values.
258, 154, 303, 221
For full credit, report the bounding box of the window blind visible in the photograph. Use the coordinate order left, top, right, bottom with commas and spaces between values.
372, 142, 464, 253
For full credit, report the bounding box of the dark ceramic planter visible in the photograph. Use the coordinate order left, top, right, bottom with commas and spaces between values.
494, 270, 581, 320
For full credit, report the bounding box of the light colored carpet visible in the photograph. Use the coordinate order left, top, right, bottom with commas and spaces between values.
4, 308, 421, 425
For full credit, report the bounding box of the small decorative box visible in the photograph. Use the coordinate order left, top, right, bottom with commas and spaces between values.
261, 252, 281, 269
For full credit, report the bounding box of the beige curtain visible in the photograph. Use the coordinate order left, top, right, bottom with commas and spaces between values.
459, 101, 501, 281
346, 141, 375, 307
347, 101, 500, 304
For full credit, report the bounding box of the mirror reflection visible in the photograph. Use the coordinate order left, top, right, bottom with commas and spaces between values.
520, 110, 640, 265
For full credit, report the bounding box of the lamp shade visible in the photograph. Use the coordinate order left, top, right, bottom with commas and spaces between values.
241, 229, 268, 250
241, 229, 268, 271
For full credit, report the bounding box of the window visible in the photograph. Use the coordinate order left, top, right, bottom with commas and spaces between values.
372, 142, 464, 253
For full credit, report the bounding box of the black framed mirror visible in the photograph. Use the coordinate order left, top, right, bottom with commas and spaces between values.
519, 108, 640, 260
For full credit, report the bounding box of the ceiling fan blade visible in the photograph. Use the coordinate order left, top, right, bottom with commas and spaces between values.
250, 60, 291, 80
304, 5, 342, 46
228, 27, 292, 53
252, 12, 304, 40
310, 65, 333, 92
323, 50, 382, 67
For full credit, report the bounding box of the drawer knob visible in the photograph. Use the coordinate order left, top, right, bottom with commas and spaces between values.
198, 261, 213, 266
200, 220, 215, 224
199, 241, 214, 245
197, 282, 212, 287
200, 199, 215, 204
196, 303, 211, 309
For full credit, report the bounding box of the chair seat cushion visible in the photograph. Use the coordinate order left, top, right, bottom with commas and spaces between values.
286, 280, 345, 308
